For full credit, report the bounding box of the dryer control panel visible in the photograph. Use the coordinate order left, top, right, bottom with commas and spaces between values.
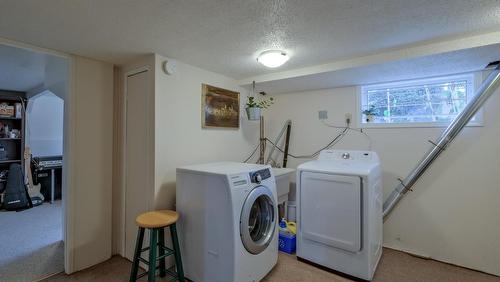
249, 168, 271, 184
318, 150, 377, 162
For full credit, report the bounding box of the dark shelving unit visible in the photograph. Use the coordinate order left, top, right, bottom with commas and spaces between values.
0, 159, 22, 163
0, 90, 26, 174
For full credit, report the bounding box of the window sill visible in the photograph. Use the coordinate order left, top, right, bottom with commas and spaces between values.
357, 121, 483, 129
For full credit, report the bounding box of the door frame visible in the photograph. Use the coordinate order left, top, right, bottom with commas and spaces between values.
0, 37, 75, 273
120, 66, 154, 258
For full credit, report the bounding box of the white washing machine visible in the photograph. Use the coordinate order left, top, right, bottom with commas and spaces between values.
176, 162, 278, 282
297, 150, 382, 281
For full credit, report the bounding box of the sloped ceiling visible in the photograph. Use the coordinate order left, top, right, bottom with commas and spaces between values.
0, 44, 68, 93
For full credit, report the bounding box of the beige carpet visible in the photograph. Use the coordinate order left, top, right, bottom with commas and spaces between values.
264, 249, 500, 282
44, 248, 499, 282
0, 201, 64, 282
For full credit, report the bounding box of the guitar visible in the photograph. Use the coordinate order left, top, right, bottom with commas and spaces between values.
24, 147, 44, 202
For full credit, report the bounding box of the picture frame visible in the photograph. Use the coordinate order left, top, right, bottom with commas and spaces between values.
201, 84, 240, 128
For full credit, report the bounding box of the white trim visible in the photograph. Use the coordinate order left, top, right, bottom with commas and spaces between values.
356, 72, 484, 129
360, 72, 475, 90
0, 36, 69, 59
65, 55, 76, 273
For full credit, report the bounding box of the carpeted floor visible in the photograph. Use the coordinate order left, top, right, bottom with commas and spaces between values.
44, 248, 500, 282
0, 201, 64, 282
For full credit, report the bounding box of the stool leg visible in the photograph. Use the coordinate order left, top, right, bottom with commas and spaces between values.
148, 228, 158, 282
129, 227, 145, 282
170, 223, 185, 282
158, 228, 166, 277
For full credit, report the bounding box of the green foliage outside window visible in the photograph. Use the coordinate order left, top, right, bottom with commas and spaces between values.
362, 78, 470, 124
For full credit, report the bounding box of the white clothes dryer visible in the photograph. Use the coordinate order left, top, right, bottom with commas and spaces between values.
297, 150, 383, 281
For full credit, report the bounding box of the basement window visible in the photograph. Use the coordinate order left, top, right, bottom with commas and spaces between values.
357, 73, 482, 128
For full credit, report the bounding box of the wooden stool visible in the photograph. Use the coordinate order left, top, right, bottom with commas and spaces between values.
129, 210, 185, 282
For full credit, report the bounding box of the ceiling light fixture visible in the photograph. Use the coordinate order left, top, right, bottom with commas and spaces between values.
257, 50, 289, 68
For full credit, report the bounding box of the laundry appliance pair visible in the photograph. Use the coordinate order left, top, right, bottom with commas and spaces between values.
176, 149, 382, 282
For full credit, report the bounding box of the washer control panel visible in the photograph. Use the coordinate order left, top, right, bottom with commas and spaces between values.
249, 168, 271, 184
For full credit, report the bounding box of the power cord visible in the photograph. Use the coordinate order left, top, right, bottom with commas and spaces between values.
243, 143, 260, 163
243, 127, 348, 163
243, 118, 372, 163
321, 119, 372, 150
264, 126, 348, 159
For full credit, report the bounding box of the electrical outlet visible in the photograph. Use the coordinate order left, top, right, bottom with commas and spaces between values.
318, 110, 328, 120
345, 113, 352, 125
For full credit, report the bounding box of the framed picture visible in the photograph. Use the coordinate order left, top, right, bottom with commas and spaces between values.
201, 84, 240, 128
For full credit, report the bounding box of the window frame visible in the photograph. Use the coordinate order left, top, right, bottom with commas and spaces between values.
356, 73, 483, 128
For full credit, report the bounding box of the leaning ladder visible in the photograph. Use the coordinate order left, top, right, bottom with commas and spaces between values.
383, 64, 500, 219
266, 119, 292, 167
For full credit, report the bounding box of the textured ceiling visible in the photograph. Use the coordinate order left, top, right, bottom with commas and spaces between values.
0, 0, 500, 80
252, 43, 500, 94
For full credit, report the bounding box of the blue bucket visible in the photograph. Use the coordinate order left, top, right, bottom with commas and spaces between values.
278, 232, 296, 254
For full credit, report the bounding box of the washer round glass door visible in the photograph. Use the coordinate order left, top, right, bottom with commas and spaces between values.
240, 185, 276, 254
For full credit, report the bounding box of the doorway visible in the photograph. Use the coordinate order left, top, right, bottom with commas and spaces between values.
0, 43, 68, 281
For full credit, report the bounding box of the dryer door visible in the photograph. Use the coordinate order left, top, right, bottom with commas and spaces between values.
300, 172, 362, 252
240, 185, 277, 254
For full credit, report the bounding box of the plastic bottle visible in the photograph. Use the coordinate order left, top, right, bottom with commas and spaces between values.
279, 218, 287, 232
286, 221, 297, 235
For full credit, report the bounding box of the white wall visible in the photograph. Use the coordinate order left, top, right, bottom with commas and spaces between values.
44, 55, 69, 100
27, 90, 64, 157
112, 54, 259, 255
265, 71, 500, 276
153, 54, 258, 209
26, 55, 69, 100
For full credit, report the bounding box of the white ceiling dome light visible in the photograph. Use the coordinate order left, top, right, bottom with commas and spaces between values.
257, 50, 289, 68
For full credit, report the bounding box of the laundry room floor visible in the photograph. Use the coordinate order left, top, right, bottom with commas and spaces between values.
44, 248, 499, 282
264, 248, 500, 282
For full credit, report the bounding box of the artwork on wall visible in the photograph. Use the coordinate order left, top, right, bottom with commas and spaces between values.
201, 84, 240, 128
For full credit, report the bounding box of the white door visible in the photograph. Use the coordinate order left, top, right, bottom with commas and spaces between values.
124, 70, 150, 260
300, 172, 362, 252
